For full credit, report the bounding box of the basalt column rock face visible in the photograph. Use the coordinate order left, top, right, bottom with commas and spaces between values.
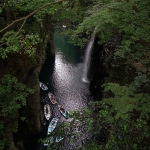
46, 38, 55, 58
90, 37, 105, 100
13, 52, 45, 149
14, 40, 56, 149
25, 67, 44, 133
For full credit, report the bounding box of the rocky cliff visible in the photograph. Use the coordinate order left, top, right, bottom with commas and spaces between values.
90, 37, 105, 100
14, 39, 55, 149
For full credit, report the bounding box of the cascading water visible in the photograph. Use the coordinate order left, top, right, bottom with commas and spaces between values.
82, 29, 97, 83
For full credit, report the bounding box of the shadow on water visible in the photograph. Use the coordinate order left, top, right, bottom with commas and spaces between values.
39, 58, 55, 93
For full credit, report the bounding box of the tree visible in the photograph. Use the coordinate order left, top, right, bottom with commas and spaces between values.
0, 75, 34, 150
68, 0, 150, 91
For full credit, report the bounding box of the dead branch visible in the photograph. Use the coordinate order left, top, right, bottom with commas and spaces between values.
17, 19, 26, 33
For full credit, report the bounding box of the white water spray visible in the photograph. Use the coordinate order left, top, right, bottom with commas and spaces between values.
82, 29, 97, 83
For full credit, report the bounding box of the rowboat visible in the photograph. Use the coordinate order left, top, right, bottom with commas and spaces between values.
47, 118, 58, 135
44, 136, 64, 146
58, 105, 69, 119
39, 82, 48, 90
48, 92, 57, 104
44, 104, 51, 120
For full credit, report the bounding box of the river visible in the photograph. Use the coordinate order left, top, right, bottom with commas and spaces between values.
38, 33, 93, 150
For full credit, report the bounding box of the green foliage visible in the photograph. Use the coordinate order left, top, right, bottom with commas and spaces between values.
129, 72, 150, 93
103, 83, 150, 120
1, 0, 150, 149
71, 0, 150, 45
0, 30, 40, 58
53, 83, 150, 150
94, 83, 150, 150
0, 0, 97, 149
0, 0, 77, 59
56, 0, 95, 47
67, 0, 150, 92
0, 74, 34, 149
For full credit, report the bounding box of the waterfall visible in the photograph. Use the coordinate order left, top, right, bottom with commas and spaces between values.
82, 29, 97, 83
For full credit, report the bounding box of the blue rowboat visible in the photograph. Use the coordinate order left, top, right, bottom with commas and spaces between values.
39, 82, 48, 90
44, 104, 51, 120
47, 118, 58, 134
58, 105, 69, 119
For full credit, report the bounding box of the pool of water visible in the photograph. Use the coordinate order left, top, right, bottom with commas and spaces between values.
38, 33, 93, 150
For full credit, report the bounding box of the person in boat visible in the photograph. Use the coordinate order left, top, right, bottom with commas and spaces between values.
41, 83, 47, 89
51, 97, 57, 104
60, 107, 65, 113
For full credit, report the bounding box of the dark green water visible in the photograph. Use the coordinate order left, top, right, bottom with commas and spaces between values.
38, 33, 92, 150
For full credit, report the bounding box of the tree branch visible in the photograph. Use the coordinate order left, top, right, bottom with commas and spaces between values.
17, 18, 26, 33
0, 0, 66, 33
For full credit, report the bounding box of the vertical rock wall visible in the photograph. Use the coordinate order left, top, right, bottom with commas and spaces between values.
14, 39, 55, 150
90, 37, 105, 100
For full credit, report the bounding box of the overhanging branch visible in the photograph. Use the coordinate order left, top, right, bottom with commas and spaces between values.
0, 0, 66, 33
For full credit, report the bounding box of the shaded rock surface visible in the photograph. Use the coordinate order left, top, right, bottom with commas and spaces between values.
90, 37, 105, 100
13, 41, 55, 150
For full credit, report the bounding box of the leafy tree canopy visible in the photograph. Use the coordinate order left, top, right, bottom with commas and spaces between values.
52, 83, 150, 150
0, 75, 34, 149
0, 0, 150, 149
67, 0, 150, 92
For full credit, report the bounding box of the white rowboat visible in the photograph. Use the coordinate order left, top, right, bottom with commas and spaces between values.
44, 104, 51, 120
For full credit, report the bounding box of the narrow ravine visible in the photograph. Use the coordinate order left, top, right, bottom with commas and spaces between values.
38, 33, 94, 150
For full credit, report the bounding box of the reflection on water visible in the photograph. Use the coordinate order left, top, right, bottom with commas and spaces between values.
52, 52, 90, 110
39, 33, 92, 150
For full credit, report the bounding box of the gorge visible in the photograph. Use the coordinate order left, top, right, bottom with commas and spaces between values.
37, 32, 98, 150
1, 0, 150, 149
